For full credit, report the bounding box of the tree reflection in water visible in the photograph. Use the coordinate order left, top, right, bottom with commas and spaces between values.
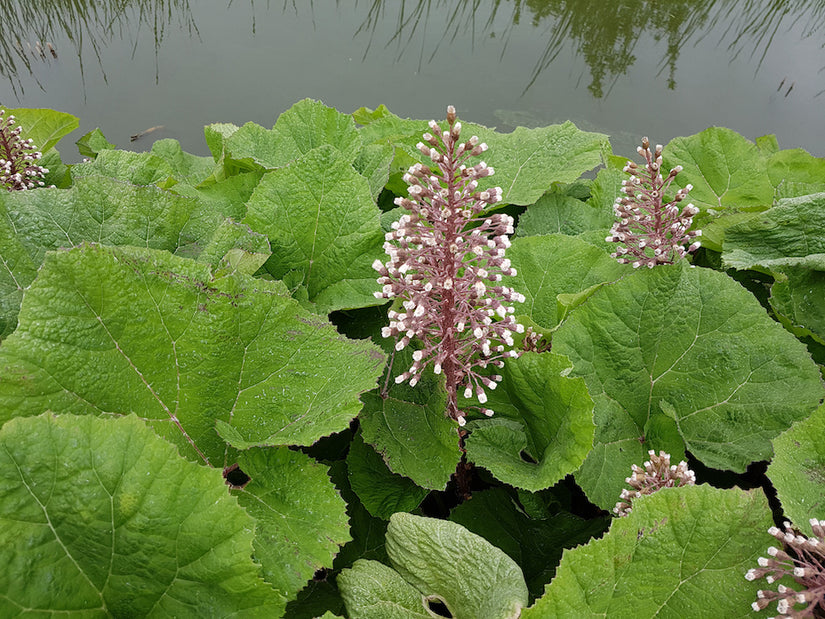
354, 0, 825, 98
0, 0, 197, 98
1, 0, 824, 99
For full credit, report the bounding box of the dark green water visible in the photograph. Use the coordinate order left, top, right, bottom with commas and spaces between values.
1, 1, 824, 158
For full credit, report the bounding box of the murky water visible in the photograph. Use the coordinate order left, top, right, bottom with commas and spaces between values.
1, 1, 823, 159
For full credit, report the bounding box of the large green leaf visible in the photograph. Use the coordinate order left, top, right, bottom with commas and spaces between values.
386, 513, 528, 619
464, 352, 595, 491
553, 261, 824, 508
0, 244, 385, 462
75, 127, 116, 159
358, 108, 607, 206
2, 107, 79, 152
225, 99, 362, 169
204, 122, 240, 161
231, 446, 351, 602
477, 122, 608, 206
664, 127, 775, 250
346, 431, 429, 520
284, 458, 387, 619
0, 176, 200, 337
338, 559, 431, 619
770, 265, 825, 345
587, 165, 625, 216
150, 138, 217, 185
722, 194, 825, 345
359, 346, 461, 491
515, 190, 613, 238
0, 171, 266, 337
243, 144, 385, 312
359, 389, 460, 492
449, 488, 609, 600
665, 127, 774, 211
722, 193, 825, 270
507, 234, 631, 330
0, 213, 36, 339
72, 149, 175, 186
523, 485, 772, 618
767, 148, 825, 199
0, 413, 285, 616
353, 143, 394, 201
340, 514, 528, 619
768, 403, 825, 537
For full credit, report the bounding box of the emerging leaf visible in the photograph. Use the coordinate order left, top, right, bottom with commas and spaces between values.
339, 513, 528, 619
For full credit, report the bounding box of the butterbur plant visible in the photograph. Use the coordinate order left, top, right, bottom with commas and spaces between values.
373, 105, 525, 426
0, 109, 49, 191
747, 520, 825, 617
608, 137, 701, 267
613, 450, 696, 517
1, 102, 825, 619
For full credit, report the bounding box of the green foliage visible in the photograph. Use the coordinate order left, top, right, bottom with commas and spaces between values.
0, 102, 823, 618
554, 260, 824, 508
339, 513, 529, 619
464, 352, 595, 491
0, 414, 286, 616
769, 403, 825, 536
523, 485, 773, 618
0, 244, 386, 459
449, 487, 609, 600
243, 145, 385, 312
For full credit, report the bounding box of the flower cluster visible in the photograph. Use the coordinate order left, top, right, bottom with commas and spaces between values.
0, 109, 49, 191
374, 105, 525, 426
607, 137, 701, 268
746, 519, 825, 617
614, 450, 696, 517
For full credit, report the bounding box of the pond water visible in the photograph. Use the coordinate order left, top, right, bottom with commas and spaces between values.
1, 1, 824, 160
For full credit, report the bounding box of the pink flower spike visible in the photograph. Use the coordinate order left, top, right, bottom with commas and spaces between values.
374, 106, 524, 424
608, 137, 701, 266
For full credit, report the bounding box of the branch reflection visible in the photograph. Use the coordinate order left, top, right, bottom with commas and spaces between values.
0, 0, 197, 98
1, 0, 824, 100
354, 0, 825, 98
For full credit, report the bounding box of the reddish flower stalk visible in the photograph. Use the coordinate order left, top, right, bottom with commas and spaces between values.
374, 106, 525, 426
608, 137, 701, 267
0, 109, 49, 191
747, 519, 825, 618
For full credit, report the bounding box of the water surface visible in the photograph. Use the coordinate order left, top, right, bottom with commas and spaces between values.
1, 1, 823, 159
